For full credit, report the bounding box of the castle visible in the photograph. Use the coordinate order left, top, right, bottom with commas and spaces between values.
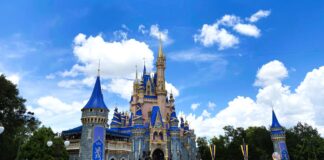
62, 42, 197, 160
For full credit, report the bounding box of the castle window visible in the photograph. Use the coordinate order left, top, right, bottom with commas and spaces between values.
90, 109, 93, 112
153, 131, 158, 140
100, 109, 103, 112
159, 132, 163, 140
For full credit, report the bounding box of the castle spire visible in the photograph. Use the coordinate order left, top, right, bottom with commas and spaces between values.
143, 58, 147, 75
271, 109, 282, 128
97, 59, 101, 76
82, 75, 107, 110
135, 65, 138, 80
158, 33, 164, 58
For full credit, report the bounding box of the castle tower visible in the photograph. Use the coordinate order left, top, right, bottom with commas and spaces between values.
169, 106, 181, 160
156, 39, 167, 116
271, 110, 290, 160
80, 76, 109, 160
132, 103, 146, 160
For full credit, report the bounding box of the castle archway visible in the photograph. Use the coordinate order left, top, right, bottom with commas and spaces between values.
152, 149, 164, 160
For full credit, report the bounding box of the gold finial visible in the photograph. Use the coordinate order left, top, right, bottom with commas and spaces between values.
97, 59, 101, 76
135, 64, 138, 80
158, 33, 164, 58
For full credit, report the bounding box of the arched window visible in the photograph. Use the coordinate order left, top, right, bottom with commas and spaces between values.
159, 132, 163, 140
153, 131, 158, 140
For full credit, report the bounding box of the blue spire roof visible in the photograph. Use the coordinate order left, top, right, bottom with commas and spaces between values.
143, 64, 147, 75
135, 104, 143, 117
110, 108, 121, 128
128, 113, 133, 127
83, 76, 107, 110
180, 117, 184, 128
151, 106, 164, 127
170, 106, 178, 122
271, 110, 282, 128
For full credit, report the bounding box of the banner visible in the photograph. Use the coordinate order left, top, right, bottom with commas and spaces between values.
92, 126, 105, 160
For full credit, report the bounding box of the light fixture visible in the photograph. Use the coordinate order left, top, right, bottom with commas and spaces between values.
64, 140, 70, 147
47, 140, 53, 147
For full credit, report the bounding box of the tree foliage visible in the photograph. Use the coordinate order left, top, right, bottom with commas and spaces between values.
197, 123, 324, 160
18, 126, 69, 160
0, 74, 40, 160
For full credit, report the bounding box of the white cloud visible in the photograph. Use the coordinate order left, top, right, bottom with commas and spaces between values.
58, 77, 96, 88
208, 101, 216, 110
149, 24, 170, 43
138, 24, 148, 34
254, 60, 288, 87
63, 33, 154, 79
194, 10, 270, 49
181, 60, 324, 137
170, 51, 220, 62
191, 103, 200, 111
234, 23, 260, 37
7, 74, 20, 85
248, 10, 271, 23
165, 81, 180, 98
202, 109, 211, 118
0, 72, 20, 85
107, 78, 133, 100
28, 96, 85, 131
194, 23, 239, 50
113, 30, 128, 40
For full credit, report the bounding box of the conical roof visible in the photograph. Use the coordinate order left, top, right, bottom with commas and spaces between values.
82, 76, 107, 110
271, 110, 282, 128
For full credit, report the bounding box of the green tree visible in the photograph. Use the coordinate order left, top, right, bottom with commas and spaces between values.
18, 126, 68, 160
0, 74, 40, 160
286, 122, 324, 160
245, 126, 272, 160
197, 137, 212, 160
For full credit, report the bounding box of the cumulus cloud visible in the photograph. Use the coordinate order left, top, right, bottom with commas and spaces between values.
138, 24, 171, 43
0, 72, 20, 85
208, 101, 216, 110
107, 78, 134, 100
233, 23, 260, 37
149, 24, 170, 42
194, 23, 239, 49
7, 74, 20, 85
191, 103, 200, 111
194, 10, 270, 49
248, 10, 271, 23
181, 60, 324, 137
65, 33, 155, 79
28, 96, 85, 131
58, 33, 180, 101
254, 60, 288, 87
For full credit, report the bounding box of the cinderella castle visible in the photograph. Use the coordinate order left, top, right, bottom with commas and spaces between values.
62, 42, 197, 160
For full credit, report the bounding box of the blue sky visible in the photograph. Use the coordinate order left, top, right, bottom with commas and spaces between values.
1, 1, 324, 137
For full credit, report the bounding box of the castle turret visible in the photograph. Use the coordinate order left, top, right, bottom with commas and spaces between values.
132, 103, 145, 159
271, 109, 290, 160
169, 106, 181, 160
80, 76, 109, 160
110, 108, 121, 130
156, 40, 167, 118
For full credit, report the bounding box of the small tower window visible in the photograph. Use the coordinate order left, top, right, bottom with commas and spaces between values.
153, 131, 158, 140
90, 109, 93, 112
159, 132, 163, 140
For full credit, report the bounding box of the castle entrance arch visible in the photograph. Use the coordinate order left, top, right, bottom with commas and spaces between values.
152, 148, 164, 160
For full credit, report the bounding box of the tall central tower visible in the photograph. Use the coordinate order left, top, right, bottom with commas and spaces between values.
80, 76, 109, 160
156, 40, 167, 116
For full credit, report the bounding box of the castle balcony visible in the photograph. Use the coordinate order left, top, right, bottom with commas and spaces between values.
66, 139, 80, 151
106, 140, 132, 152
